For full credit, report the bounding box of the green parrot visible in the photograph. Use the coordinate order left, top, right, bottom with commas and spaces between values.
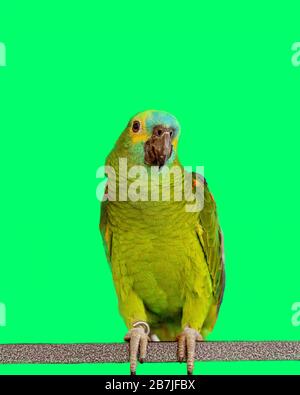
100, 110, 225, 374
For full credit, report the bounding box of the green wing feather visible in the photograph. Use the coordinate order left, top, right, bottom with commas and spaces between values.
193, 172, 225, 313
100, 194, 113, 266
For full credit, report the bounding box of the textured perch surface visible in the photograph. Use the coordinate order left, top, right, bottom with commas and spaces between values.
0, 341, 299, 364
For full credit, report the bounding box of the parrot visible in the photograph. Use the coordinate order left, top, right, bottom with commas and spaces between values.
99, 110, 225, 375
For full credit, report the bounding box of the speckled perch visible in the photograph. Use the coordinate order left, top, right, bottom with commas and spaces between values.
0, 341, 299, 364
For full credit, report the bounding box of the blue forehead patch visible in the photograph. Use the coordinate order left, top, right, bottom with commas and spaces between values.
146, 111, 180, 135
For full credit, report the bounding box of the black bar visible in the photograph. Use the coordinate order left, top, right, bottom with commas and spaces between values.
0, 375, 299, 392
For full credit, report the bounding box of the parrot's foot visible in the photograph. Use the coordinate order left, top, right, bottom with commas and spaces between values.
124, 322, 150, 375
176, 327, 203, 375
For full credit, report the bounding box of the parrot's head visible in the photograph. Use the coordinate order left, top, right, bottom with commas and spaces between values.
109, 110, 181, 169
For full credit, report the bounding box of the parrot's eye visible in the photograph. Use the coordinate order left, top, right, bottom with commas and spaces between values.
132, 120, 141, 133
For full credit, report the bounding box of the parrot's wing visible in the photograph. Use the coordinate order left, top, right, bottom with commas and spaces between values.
194, 172, 225, 312
100, 193, 113, 266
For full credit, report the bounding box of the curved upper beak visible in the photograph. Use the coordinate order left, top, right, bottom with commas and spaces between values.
144, 126, 173, 167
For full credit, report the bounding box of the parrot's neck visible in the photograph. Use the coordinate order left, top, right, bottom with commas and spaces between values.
104, 152, 201, 228
106, 151, 185, 195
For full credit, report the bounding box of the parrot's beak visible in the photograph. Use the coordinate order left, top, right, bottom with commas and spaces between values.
144, 125, 174, 167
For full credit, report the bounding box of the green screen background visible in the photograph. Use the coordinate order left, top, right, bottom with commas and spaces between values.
0, 2, 299, 374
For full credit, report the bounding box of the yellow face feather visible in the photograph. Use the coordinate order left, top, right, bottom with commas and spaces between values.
128, 110, 152, 144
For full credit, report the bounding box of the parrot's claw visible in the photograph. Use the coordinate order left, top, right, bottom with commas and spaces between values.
176, 327, 203, 375
124, 326, 149, 375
